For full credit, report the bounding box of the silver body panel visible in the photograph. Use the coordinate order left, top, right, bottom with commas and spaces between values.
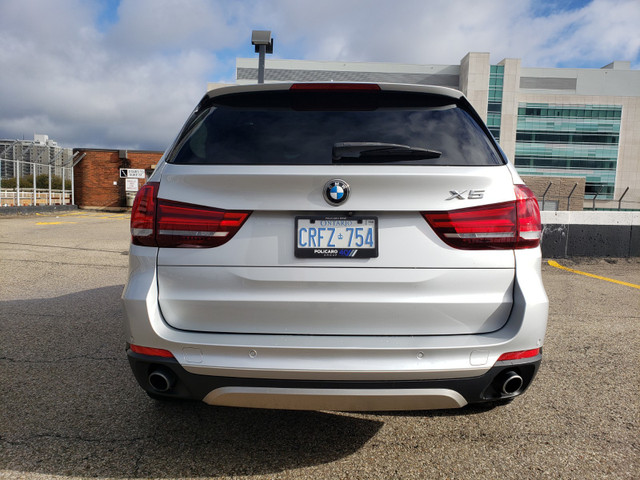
158, 266, 514, 335
155, 164, 517, 336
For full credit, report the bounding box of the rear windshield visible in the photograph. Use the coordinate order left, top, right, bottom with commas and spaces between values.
168, 90, 503, 166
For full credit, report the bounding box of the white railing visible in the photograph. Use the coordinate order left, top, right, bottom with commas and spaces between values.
0, 157, 74, 206
1, 189, 72, 207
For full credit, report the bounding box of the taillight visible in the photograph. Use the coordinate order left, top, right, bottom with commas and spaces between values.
422, 184, 541, 250
514, 184, 542, 248
130, 182, 250, 248
156, 200, 250, 248
497, 348, 541, 361
131, 182, 159, 246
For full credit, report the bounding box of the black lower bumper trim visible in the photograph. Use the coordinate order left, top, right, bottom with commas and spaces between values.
127, 349, 542, 404
127, 348, 541, 407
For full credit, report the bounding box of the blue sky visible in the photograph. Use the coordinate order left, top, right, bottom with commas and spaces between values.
1, 0, 638, 151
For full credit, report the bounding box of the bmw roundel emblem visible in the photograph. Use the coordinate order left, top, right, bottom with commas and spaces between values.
323, 179, 350, 206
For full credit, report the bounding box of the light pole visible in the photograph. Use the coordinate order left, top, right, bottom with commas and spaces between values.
251, 30, 273, 84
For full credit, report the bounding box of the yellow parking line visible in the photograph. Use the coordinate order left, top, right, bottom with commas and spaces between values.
36, 221, 78, 225
548, 260, 640, 290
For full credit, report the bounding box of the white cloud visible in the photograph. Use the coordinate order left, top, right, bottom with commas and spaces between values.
262, 0, 639, 67
532, 0, 640, 67
0, 0, 638, 150
108, 0, 247, 54
0, 0, 223, 150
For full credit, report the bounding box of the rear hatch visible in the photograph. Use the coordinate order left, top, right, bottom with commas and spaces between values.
150, 84, 519, 336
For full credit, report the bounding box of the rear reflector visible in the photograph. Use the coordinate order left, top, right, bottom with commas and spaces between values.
497, 348, 541, 361
130, 344, 174, 358
130, 182, 251, 248
422, 184, 541, 250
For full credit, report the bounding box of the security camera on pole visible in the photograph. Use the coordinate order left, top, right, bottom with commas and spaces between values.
251, 30, 273, 84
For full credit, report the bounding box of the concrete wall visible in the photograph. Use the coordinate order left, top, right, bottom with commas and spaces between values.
459, 52, 490, 121
497, 58, 521, 162
0, 205, 77, 216
235, 58, 460, 87
541, 211, 640, 258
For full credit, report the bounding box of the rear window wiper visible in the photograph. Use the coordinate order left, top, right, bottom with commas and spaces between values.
332, 142, 442, 163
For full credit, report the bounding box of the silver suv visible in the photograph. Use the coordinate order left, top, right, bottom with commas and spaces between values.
122, 83, 548, 411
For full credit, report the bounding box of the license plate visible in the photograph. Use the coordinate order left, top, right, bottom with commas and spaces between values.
295, 216, 378, 258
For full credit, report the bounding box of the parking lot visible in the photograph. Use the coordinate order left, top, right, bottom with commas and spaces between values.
1, 211, 638, 479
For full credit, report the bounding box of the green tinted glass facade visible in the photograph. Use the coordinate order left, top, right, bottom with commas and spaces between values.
487, 65, 504, 141
514, 103, 622, 199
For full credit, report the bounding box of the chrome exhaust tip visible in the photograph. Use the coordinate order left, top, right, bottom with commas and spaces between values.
148, 368, 175, 393
501, 371, 524, 395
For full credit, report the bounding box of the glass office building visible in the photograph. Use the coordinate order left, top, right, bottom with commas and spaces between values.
514, 104, 622, 199
233, 53, 640, 209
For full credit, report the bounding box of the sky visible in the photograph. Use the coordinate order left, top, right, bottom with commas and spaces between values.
1, 0, 639, 152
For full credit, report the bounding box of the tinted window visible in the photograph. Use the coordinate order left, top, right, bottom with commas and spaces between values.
169, 90, 503, 166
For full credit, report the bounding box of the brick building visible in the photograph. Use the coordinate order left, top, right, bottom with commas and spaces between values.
73, 149, 162, 209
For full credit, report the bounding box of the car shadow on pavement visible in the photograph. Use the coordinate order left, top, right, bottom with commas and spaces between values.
0, 285, 383, 478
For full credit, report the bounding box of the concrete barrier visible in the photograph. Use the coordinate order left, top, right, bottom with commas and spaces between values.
0, 205, 78, 216
541, 211, 640, 258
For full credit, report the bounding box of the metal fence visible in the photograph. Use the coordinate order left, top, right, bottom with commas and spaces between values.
538, 182, 638, 211
0, 158, 74, 207
587, 186, 639, 211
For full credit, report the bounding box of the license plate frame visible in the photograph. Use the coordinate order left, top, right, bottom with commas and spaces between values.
295, 216, 379, 258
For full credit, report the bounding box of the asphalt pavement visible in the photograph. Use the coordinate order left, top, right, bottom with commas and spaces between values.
1, 211, 638, 479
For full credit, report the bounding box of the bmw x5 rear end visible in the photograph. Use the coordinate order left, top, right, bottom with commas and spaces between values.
121, 83, 548, 411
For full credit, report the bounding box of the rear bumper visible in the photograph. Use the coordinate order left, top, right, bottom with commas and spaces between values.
128, 348, 541, 410
122, 246, 548, 410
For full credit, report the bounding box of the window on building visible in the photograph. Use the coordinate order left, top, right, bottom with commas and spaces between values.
514, 103, 622, 200
487, 65, 504, 142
